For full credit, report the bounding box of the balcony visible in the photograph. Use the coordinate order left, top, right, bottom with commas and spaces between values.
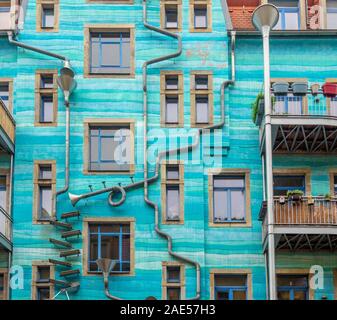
0, 206, 12, 251
0, 99, 15, 154
260, 196, 337, 251
258, 90, 337, 153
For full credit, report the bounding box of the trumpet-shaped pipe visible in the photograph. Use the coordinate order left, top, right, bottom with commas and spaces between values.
68, 0, 236, 300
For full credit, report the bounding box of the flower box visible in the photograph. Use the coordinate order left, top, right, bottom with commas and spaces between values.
272, 81, 289, 95
322, 83, 337, 97
310, 83, 320, 96
291, 82, 308, 95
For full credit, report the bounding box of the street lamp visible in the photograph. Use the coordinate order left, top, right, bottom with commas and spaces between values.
252, 4, 279, 301
96, 258, 122, 300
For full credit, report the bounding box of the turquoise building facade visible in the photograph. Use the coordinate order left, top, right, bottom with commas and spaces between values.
0, 0, 336, 300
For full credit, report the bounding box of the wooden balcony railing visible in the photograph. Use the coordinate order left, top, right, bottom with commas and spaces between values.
261, 196, 337, 227
0, 98, 15, 147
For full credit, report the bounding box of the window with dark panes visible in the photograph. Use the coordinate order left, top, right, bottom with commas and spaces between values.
195, 75, 208, 90
88, 223, 131, 274
167, 266, 180, 283
37, 287, 50, 300
165, 75, 179, 90
0, 273, 5, 300
277, 275, 308, 300
41, 4, 55, 29
39, 186, 52, 220
89, 125, 131, 171
167, 287, 181, 300
40, 74, 54, 89
166, 165, 180, 221
165, 5, 178, 29
195, 95, 209, 124
214, 274, 248, 300
194, 5, 207, 29
165, 96, 179, 124
213, 176, 246, 223
273, 175, 305, 196
0, 83, 9, 108
0, 175, 6, 210
36, 266, 50, 283
39, 165, 52, 180
90, 31, 131, 74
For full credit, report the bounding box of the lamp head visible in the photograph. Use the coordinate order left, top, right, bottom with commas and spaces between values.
252, 4, 279, 32
96, 258, 117, 280
57, 60, 77, 105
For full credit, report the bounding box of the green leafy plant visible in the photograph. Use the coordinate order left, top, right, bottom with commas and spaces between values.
286, 190, 304, 197
325, 193, 332, 200
252, 92, 264, 123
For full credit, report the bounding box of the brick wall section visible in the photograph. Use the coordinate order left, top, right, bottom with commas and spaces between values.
229, 6, 256, 30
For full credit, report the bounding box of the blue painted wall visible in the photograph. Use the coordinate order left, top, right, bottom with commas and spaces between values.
1, 0, 336, 300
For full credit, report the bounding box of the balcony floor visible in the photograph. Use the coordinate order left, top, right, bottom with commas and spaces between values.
275, 232, 337, 251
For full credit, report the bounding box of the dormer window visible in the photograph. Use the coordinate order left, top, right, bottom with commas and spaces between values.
271, 0, 300, 30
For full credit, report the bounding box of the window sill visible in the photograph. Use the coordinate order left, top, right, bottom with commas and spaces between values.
83, 168, 135, 175
209, 221, 251, 228
83, 73, 135, 79
189, 28, 212, 33
83, 271, 135, 277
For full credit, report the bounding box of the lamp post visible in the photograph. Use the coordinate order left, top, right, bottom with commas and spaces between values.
252, 4, 279, 300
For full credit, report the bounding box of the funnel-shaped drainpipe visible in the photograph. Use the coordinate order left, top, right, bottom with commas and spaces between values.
96, 259, 122, 300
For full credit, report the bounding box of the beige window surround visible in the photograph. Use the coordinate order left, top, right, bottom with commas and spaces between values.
0, 269, 9, 300
161, 160, 184, 225
276, 269, 314, 300
189, 0, 212, 33
32, 160, 56, 224
36, 0, 59, 33
160, 71, 184, 128
209, 269, 253, 300
84, 24, 135, 78
208, 168, 251, 228
160, 0, 183, 32
0, 78, 13, 113
31, 261, 55, 300
82, 217, 135, 277
162, 261, 185, 300
34, 70, 58, 127
190, 71, 213, 128
83, 118, 135, 175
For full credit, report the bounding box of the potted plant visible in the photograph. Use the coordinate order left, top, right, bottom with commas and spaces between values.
279, 196, 286, 205
307, 195, 314, 206
322, 83, 337, 97
311, 83, 320, 96
272, 81, 289, 95
252, 92, 264, 125
291, 82, 308, 95
325, 193, 332, 201
287, 190, 304, 202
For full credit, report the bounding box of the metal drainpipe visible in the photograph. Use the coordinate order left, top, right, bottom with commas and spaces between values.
141, 0, 236, 300
7, 32, 71, 219
261, 25, 276, 300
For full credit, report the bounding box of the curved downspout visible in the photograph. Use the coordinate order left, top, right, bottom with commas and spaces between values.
7, 32, 71, 218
